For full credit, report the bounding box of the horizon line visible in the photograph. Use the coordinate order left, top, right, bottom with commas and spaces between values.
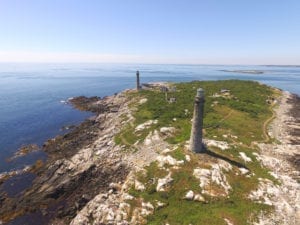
0, 62, 299, 67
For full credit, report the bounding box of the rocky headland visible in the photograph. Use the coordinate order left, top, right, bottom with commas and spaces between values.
0, 81, 299, 225
0, 93, 133, 224
219, 70, 264, 74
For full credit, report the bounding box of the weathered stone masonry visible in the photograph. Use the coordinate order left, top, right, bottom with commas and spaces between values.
190, 88, 205, 153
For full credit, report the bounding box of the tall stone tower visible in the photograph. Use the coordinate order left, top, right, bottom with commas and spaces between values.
190, 88, 205, 153
136, 70, 140, 91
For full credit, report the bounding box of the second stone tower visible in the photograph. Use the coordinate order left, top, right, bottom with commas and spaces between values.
136, 70, 140, 91
190, 88, 205, 153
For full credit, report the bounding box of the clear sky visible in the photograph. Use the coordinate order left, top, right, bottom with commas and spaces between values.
0, 0, 299, 64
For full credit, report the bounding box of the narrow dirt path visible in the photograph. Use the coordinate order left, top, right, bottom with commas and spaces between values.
220, 109, 234, 122
262, 103, 276, 143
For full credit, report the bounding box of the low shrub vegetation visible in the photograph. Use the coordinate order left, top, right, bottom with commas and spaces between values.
116, 80, 277, 224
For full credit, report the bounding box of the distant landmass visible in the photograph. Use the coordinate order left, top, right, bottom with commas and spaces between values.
220, 69, 264, 74
263, 65, 300, 67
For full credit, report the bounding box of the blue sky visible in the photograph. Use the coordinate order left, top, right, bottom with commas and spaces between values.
0, 0, 299, 64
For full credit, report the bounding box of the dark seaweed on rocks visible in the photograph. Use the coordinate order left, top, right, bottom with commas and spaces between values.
68, 96, 107, 113
0, 95, 129, 224
6, 144, 40, 162
43, 118, 100, 160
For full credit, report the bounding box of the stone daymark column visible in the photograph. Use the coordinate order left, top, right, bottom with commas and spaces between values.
136, 70, 140, 91
190, 88, 205, 153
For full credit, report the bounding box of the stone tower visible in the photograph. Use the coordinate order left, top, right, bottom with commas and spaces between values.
136, 70, 140, 91
190, 88, 205, 153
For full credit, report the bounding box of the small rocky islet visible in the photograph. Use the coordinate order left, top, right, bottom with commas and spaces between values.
0, 80, 299, 225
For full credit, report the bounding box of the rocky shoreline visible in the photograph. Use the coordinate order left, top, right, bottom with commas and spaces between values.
0, 87, 299, 225
0, 92, 135, 224
255, 91, 300, 224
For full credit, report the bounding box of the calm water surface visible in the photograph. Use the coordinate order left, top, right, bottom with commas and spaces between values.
0, 63, 299, 173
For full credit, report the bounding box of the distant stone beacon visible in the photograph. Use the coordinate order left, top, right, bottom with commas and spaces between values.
190, 88, 205, 153
136, 70, 140, 91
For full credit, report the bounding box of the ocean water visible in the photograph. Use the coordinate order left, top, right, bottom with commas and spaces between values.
0, 63, 299, 173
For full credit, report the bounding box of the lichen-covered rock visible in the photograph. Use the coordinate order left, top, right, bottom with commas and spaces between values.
160, 127, 176, 135
144, 130, 161, 146
239, 168, 249, 175
155, 200, 166, 209
70, 192, 132, 225
184, 190, 194, 200
239, 152, 252, 162
139, 98, 148, 104
130, 201, 154, 225
134, 180, 145, 191
193, 161, 232, 196
156, 173, 174, 192
185, 155, 191, 162
204, 139, 230, 150
194, 194, 205, 202
135, 120, 158, 132
156, 155, 184, 167
249, 178, 279, 206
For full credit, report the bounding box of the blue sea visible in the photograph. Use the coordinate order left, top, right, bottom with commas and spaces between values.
0, 63, 299, 173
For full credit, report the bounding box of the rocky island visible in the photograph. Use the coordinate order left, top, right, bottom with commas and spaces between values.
220, 70, 264, 74
0, 80, 299, 225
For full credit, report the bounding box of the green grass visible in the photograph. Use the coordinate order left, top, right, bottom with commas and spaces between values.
127, 149, 273, 225
116, 80, 277, 224
146, 199, 270, 225
170, 147, 186, 161
116, 80, 273, 147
